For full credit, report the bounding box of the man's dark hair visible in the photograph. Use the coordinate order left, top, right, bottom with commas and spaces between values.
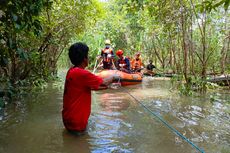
68, 42, 89, 66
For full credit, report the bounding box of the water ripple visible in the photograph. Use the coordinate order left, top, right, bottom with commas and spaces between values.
176, 105, 205, 126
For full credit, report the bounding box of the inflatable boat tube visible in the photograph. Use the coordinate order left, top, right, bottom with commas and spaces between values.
96, 70, 142, 86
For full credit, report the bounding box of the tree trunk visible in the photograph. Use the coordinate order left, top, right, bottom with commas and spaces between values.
168, 31, 173, 70
189, 15, 195, 75
201, 12, 207, 92
181, 8, 188, 83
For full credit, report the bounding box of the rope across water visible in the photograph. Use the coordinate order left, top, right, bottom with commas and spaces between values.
93, 59, 205, 152
118, 84, 205, 153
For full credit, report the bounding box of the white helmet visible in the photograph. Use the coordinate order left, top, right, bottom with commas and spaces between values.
105, 39, 111, 45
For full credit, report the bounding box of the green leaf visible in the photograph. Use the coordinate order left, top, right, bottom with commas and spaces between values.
16, 48, 23, 54
22, 51, 28, 60
224, 0, 230, 10
15, 23, 21, 30
213, 0, 225, 8
12, 14, 18, 21
0, 57, 8, 66
8, 38, 13, 49
17, 48, 28, 61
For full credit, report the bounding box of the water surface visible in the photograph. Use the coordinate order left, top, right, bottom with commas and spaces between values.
0, 77, 229, 153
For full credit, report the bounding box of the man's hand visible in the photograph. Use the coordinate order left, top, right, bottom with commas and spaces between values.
119, 64, 126, 68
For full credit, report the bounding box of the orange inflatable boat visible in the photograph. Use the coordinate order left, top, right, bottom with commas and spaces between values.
96, 70, 143, 86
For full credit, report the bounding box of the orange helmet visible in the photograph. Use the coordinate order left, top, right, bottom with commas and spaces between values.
116, 49, 123, 56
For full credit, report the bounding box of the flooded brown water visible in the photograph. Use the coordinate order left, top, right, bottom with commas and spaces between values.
0, 76, 229, 153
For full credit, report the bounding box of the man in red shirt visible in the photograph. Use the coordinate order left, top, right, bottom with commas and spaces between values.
62, 42, 117, 135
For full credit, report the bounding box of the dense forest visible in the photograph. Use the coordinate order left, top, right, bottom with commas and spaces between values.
0, 0, 229, 105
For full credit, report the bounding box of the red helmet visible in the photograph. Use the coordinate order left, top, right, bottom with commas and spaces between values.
116, 49, 123, 56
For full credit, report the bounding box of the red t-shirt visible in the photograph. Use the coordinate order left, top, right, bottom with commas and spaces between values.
62, 67, 103, 131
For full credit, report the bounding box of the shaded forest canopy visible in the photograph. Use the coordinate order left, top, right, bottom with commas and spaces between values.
0, 0, 229, 95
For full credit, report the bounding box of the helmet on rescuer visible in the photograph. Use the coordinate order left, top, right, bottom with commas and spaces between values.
135, 52, 141, 56
116, 49, 123, 56
105, 39, 111, 45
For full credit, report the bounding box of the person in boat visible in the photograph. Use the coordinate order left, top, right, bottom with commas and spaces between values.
116, 49, 131, 73
98, 39, 115, 70
146, 60, 156, 76
62, 42, 119, 135
131, 52, 144, 72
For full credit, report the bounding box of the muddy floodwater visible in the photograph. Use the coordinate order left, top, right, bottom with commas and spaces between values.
0, 77, 229, 153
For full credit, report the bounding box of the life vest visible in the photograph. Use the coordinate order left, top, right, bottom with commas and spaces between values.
118, 56, 129, 70
131, 58, 142, 70
102, 48, 113, 62
102, 48, 113, 54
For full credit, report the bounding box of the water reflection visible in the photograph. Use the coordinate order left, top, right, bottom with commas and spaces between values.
62, 130, 91, 153
98, 93, 130, 112
88, 90, 134, 153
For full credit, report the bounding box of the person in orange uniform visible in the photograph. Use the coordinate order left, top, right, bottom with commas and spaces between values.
131, 52, 144, 72
62, 42, 119, 135
100, 39, 115, 69
116, 49, 130, 73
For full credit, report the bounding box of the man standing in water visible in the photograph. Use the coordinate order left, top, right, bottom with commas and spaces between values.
62, 42, 118, 135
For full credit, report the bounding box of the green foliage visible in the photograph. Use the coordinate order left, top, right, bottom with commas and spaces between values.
170, 74, 222, 95
198, 0, 230, 12
0, 0, 104, 97
178, 84, 193, 96
0, 0, 96, 104
0, 0, 229, 100
0, 0, 53, 83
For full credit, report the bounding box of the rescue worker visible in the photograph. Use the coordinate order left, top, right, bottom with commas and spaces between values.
131, 52, 144, 72
100, 39, 115, 69
116, 49, 130, 73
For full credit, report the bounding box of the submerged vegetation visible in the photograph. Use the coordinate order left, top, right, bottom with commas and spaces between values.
0, 0, 229, 107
